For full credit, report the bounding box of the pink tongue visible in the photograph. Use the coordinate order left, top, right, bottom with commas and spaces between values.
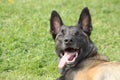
58, 52, 75, 69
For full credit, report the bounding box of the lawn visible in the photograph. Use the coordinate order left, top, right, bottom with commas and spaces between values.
0, 0, 120, 80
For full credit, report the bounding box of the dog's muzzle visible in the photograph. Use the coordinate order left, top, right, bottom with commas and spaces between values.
58, 48, 80, 69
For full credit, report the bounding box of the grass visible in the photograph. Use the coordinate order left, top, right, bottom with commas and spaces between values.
0, 0, 120, 80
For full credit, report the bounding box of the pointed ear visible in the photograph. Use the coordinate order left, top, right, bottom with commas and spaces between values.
78, 7, 92, 36
50, 10, 63, 40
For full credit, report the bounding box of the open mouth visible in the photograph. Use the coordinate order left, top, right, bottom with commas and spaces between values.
58, 48, 80, 69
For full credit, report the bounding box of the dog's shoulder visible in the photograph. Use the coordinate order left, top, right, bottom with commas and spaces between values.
74, 56, 120, 80
79, 54, 109, 69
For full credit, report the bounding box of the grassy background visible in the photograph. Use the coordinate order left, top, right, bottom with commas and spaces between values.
0, 0, 120, 80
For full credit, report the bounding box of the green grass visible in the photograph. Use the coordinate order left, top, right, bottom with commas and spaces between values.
0, 0, 120, 80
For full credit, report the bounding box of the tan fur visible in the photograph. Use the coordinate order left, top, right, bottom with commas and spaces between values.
74, 59, 120, 80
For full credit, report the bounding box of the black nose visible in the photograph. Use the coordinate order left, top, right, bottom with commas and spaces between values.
64, 37, 73, 45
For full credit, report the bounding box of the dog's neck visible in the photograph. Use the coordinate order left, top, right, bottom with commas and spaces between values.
74, 40, 98, 66
84, 41, 98, 58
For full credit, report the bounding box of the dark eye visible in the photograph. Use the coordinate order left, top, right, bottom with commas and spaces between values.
75, 31, 79, 36
61, 29, 65, 35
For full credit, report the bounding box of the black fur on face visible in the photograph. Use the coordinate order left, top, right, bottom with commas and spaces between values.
50, 7, 96, 72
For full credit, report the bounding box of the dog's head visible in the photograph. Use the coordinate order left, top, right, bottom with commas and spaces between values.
50, 7, 96, 69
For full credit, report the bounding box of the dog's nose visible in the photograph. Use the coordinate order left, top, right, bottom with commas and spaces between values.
64, 37, 73, 45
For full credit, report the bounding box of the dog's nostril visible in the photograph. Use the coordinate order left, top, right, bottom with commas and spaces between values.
70, 39, 73, 42
64, 38, 73, 44
64, 39, 69, 43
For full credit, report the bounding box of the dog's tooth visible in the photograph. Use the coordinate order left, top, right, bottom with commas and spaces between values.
60, 53, 63, 57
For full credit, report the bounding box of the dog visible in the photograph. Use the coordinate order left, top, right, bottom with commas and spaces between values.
50, 7, 120, 80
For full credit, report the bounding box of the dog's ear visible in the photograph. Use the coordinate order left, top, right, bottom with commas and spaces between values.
78, 7, 92, 36
50, 10, 63, 40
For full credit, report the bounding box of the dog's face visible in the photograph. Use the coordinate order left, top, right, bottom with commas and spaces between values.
50, 7, 93, 69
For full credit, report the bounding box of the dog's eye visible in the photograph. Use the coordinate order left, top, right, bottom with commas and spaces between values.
61, 29, 65, 35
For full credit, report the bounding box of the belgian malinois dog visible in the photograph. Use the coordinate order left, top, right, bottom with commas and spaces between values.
50, 7, 120, 80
